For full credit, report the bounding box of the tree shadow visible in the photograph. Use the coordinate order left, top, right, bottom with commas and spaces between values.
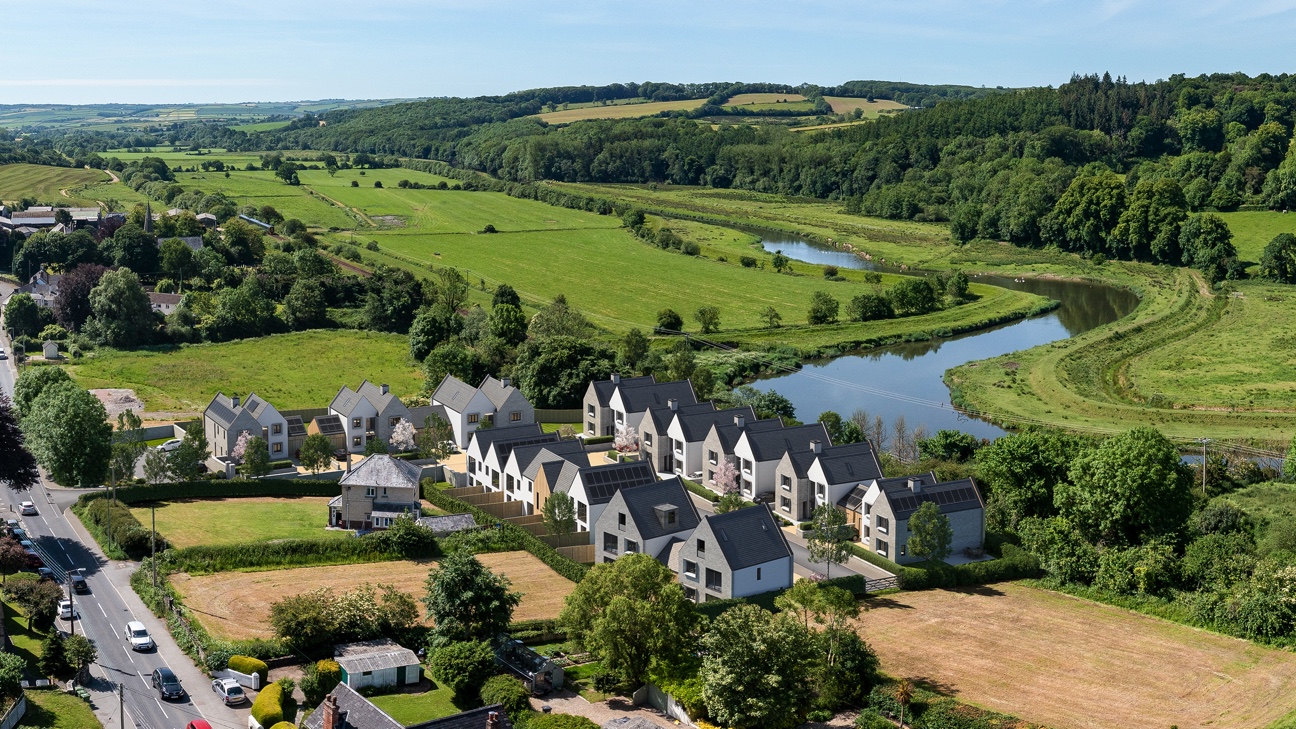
911, 675, 958, 697
950, 584, 1006, 598
862, 595, 915, 611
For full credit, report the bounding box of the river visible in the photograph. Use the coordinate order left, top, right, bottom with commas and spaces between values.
749, 231, 1139, 440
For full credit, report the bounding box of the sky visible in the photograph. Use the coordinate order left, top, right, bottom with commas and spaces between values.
5, 0, 1296, 104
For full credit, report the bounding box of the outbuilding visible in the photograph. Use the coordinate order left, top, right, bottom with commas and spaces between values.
334, 639, 421, 691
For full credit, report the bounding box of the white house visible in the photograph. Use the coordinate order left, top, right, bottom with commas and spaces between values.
655, 406, 759, 479
329, 381, 413, 453
241, 392, 290, 460
202, 392, 287, 460
501, 439, 586, 510
463, 424, 546, 491
607, 378, 697, 432
671, 504, 793, 603
772, 440, 884, 523
551, 460, 657, 533
732, 422, 832, 498
431, 375, 535, 449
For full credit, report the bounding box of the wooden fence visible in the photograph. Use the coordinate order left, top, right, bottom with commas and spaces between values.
864, 576, 900, 592
539, 531, 592, 548
557, 544, 595, 563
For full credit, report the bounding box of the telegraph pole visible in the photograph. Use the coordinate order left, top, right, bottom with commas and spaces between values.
150, 505, 157, 587
118, 683, 124, 728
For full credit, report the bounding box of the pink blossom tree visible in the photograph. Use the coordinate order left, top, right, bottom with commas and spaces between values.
712, 458, 739, 494
614, 425, 640, 455
390, 418, 417, 453
231, 430, 252, 463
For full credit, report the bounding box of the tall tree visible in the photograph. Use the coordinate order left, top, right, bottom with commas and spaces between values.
409, 304, 463, 361
1179, 213, 1237, 283
21, 382, 111, 487
2, 293, 41, 338
85, 267, 156, 348
423, 551, 520, 649
435, 267, 470, 312
53, 263, 109, 332
12, 367, 71, 417
1260, 233, 1296, 283
542, 491, 577, 536
700, 604, 814, 729
907, 501, 953, 562
283, 278, 329, 330
299, 433, 335, 474
807, 504, 851, 578
513, 336, 616, 408
0, 393, 38, 491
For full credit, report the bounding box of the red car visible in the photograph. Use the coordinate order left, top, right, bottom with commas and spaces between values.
186, 721, 212, 729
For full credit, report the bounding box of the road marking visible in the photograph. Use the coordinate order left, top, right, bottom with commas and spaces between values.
123, 645, 135, 663
154, 698, 169, 718
138, 670, 149, 688
99, 603, 107, 617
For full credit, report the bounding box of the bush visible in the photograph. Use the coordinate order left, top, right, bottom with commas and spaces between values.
681, 241, 700, 256
166, 534, 421, 574
301, 659, 341, 706
270, 723, 296, 729
429, 640, 495, 698
228, 655, 269, 685
250, 681, 284, 727
480, 674, 531, 721
739, 256, 757, 268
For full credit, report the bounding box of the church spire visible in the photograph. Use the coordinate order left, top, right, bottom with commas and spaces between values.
144, 201, 153, 233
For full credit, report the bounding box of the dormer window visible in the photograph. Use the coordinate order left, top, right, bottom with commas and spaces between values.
667, 510, 676, 525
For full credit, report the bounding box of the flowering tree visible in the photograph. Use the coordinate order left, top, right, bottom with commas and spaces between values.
231, 430, 252, 463
614, 425, 640, 455
712, 459, 739, 494
391, 418, 417, 453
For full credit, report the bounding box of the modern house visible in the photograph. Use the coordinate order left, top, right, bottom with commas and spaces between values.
843, 473, 986, 564
607, 378, 697, 434
536, 459, 657, 533
772, 440, 884, 523
333, 639, 421, 691
698, 415, 783, 493
330, 381, 414, 453
502, 439, 587, 511
308, 414, 348, 452
202, 392, 287, 459
463, 424, 546, 491
732, 422, 833, 499
285, 415, 308, 458
582, 373, 655, 437
593, 477, 701, 565
431, 375, 535, 449
306, 684, 513, 729
672, 504, 793, 602
329, 455, 423, 530
654, 405, 761, 480
635, 399, 715, 475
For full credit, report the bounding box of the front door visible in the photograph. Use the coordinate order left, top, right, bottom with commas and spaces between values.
663, 452, 674, 473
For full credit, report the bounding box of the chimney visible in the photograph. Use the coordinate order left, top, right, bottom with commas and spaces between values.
487, 711, 501, 729
231, 395, 240, 408
611, 373, 621, 385
380, 383, 389, 395
734, 414, 745, 429
501, 377, 511, 388
322, 694, 340, 729
810, 439, 822, 454
908, 477, 922, 493
668, 398, 678, 411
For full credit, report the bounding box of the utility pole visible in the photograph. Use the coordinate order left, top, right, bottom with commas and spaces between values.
1198, 438, 1211, 496
66, 570, 74, 636
150, 505, 156, 587
118, 682, 124, 728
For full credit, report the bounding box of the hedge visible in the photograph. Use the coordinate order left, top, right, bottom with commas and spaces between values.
681, 478, 719, 503
897, 544, 1041, 590
696, 573, 870, 619
269, 723, 296, 729
228, 655, 269, 685
421, 481, 589, 582
582, 435, 613, 446
163, 527, 438, 574
76, 479, 342, 507
72, 498, 167, 560
251, 682, 284, 728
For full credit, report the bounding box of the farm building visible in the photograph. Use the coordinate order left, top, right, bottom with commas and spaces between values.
308, 414, 347, 452
333, 639, 421, 691
196, 213, 217, 228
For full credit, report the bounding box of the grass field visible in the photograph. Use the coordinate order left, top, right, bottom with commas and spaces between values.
370, 684, 458, 724
725, 93, 807, 105
862, 583, 1296, 729
1219, 481, 1296, 524
19, 690, 103, 729
66, 329, 421, 417
0, 163, 109, 205
128, 497, 349, 548
535, 99, 706, 124
822, 97, 909, 115
4, 600, 44, 674
171, 551, 574, 640
229, 121, 291, 133
1220, 210, 1296, 263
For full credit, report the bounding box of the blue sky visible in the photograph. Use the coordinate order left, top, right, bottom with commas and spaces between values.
5, 0, 1296, 104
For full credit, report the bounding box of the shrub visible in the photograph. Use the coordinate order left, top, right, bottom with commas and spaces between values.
228, 655, 269, 685
250, 681, 284, 727
429, 640, 495, 698
822, 265, 839, 278
681, 241, 700, 256
480, 674, 531, 721
270, 723, 296, 729
739, 255, 757, 268
302, 659, 341, 705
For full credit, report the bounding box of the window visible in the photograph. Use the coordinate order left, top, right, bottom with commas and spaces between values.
780, 475, 791, 490
864, 503, 872, 516
644, 432, 653, 446
876, 515, 889, 534
900, 543, 907, 557
587, 422, 595, 435
708, 450, 718, 465
875, 538, 888, 557
363, 671, 372, 677
707, 470, 714, 483
366, 486, 376, 497
273, 442, 283, 454
467, 457, 476, 472
366, 417, 376, 431
816, 482, 825, 498
352, 417, 362, 429
741, 459, 752, 474
683, 560, 698, 578
467, 413, 480, 424
389, 416, 400, 428
705, 568, 723, 592
618, 512, 626, 530
780, 496, 791, 512
683, 586, 698, 601
577, 502, 587, 523
742, 479, 752, 494
352, 436, 361, 446
624, 539, 638, 554
587, 404, 595, 416
697, 539, 705, 557
757, 567, 762, 580
667, 510, 676, 525
603, 533, 618, 554
271, 423, 282, 435
511, 411, 522, 422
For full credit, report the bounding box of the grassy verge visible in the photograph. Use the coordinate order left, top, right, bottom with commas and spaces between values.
19, 690, 103, 729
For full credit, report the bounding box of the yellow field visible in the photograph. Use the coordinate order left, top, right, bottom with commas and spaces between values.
536, 99, 706, 124
822, 97, 909, 115
725, 93, 807, 105
171, 551, 575, 640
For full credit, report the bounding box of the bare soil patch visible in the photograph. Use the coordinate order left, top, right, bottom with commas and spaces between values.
90, 388, 145, 419
172, 550, 574, 640
860, 583, 1296, 729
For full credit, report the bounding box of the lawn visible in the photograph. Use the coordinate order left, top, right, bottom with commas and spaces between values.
534, 99, 706, 124
171, 551, 575, 640
127, 497, 348, 548
4, 600, 44, 675
1220, 210, 1296, 264
0, 163, 110, 206
861, 582, 1296, 729
66, 329, 421, 417
370, 682, 458, 724
18, 690, 103, 729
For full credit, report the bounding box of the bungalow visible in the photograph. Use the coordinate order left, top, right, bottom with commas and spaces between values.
431, 374, 535, 449
502, 439, 586, 510
733, 422, 833, 499
203, 392, 287, 459
330, 381, 414, 453
147, 292, 182, 315
672, 504, 793, 603
329, 454, 422, 529
772, 440, 883, 522
593, 477, 701, 565
582, 373, 655, 437
634, 399, 715, 475
698, 415, 783, 492
463, 423, 546, 491
539, 459, 657, 533
306, 684, 513, 729
843, 472, 985, 564
333, 639, 421, 690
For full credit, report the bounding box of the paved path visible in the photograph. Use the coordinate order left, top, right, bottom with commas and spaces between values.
531, 691, 680, 727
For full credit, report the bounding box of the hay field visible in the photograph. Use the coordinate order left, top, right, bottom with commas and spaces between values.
726, 93, 807, 105
535, 99, 706, 124
822, 97, 909, 115
0, 163, 109, 205
861, 583, 1296, 729
172, 551, 574, 640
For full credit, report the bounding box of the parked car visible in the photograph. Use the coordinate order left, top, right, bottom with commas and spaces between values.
4, 519, 17, 532
124, 621, 155, 651
211, 678, 246, 705
0, 347, 7, 360
19, 539, 35, 553
151, 667, 184, 700
70, 574, 88, 593
185, 721, 212, 729
11, 528, 26, 540
157, 439, 183, 453
36, 567, 56, 582
19, 502, 36, 516
58, 599, 78, 620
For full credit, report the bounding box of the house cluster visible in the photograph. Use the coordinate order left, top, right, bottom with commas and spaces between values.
0, 205, 106, 236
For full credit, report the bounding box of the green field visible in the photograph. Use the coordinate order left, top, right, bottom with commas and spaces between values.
1220, 210, 1296, 264
1219, 481, 1296, 525
129, 497, 347, 548
66, 330, 421, 416
369, 683, 458, 724
0, 163, 110, 205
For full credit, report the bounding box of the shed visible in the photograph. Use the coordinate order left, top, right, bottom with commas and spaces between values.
334, 639, 421, 690
41, 341, 59, 360
309, 414, 347, 451
196, 213, 218, 228
495, 636, 563, 694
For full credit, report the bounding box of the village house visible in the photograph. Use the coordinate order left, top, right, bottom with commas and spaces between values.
536, 459, 657, 533
306, 684, 512, 729
330, 381, 414, 453
147, 292, 182, 315
732, 422, 833, 499
431, 374, 535, 449
582, 373, 655, 437
772, 440, 884, 522
501, 439, 586, 511
608, 377, 697, 434
463, 423, 547, 491
634, 399, 715, 475
655, 404, 762, 480
15, 268, 62, 308
699, 415, 783, 492
672, 504, 793, 602
329, 454, 422, 529
593, 477, 701, 565
845, 473, 986, 563
202, 392, 288, 459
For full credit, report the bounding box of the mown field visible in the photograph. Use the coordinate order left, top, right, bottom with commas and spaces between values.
129, 497, 349, 548
0, 163, 109, 206
534, 98, 706, 124
66, 329, 421, 417
863, 583, 1296, 729
172, 551, 574, 640
726, 93, 807, 105
822, 97, 909, 115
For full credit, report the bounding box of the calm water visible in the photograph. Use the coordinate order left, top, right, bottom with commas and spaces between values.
750, 232, 1139, 439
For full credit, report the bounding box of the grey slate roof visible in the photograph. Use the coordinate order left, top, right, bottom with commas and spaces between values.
656, 536, 685, 566
416, 513, 477, 534
409, 706, 514, 729
640, 401, 714, 434
538, 459, 569, 488
147, 292, 182, 307
613, 477, 700, 540
304, 684, 402, 729
431, 374, 478, 410
334, 639, 419, 673
468, 423, 543, 454
242, 392, 272, 419
590, 374, 656, 407
742, 422, 832, 462
573, 460, 657, 505
878, 475, 984, 520
814, 441, 883, 484
675, 406, 759, 442
358, 380, 403, 412
203, 392, 262, 432
409, 403, 450, 427
512, 439, 585, 477
160, 235, 204, 251
616, 380, 698, 414
477, 376, 519, 409
339, 455, 422, 489
705, 504, 792, 571
331, 385, 367, 416
492, 432, 558, 464
708, 418, 783, 452
285, 415, 307, 438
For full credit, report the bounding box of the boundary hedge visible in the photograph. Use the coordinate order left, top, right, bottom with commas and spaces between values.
421, 480, 589, 583
76, 479, 341, 506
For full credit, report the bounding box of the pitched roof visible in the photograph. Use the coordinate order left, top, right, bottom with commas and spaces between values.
304, 684, 402, 729
242, 392, 273, 419
707, 418, 783, 452
339, 455, 422, 489
742, 422, 832, 462
431, 374, 478, 410
313, 414, 345, 436
537, 459, 569, 487
147, 292, 182, 307
704, 504, 792, 571
409, 403, 449, 428
615, 380, 698, 414
814, 441, 883, 484
491, 432, 558, 464
573, 460, 657, 505
331, 385, 367, 416
511, 439, 585, 477
477, 376, 520, 409
656, 536, 685, 566
640, 401, 714, 434
589, 374, 656, 407
468, 423, 543, 454
613, 477, 700, 540
675, 406, 758, 442
878, 475, 984, 520
358, 380, 405, 413
334, 639, 419, 673
160, 235, 204, 251
416, 513, 477, 534
285, 416, 307, 438
409, 706, 514, 729
203, 392, 261, 431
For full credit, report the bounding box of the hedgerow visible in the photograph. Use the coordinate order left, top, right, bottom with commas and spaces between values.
75, 479, 341, 507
